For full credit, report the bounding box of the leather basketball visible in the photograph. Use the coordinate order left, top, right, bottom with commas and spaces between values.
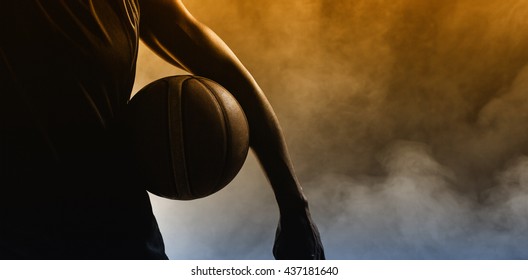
125, 75, 249, 200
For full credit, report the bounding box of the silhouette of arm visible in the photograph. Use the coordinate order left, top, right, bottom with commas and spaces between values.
138, 0, 324, 259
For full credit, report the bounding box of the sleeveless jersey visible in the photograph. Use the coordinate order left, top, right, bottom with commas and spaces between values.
0, 0, 167, 259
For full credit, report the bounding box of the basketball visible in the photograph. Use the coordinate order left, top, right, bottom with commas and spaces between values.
124, 75, 250, 200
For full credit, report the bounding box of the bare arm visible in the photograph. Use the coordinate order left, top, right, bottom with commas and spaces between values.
138, 0, 324, 259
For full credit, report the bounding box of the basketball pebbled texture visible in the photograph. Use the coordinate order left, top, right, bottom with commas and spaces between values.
125, 75, 249, 200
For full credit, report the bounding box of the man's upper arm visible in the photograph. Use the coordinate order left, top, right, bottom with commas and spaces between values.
136, 0, 246, 80
137, 0, 196, 69
138, 0, 191, 32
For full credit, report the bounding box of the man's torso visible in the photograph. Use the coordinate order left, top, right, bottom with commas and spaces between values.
0, 0, 167, 259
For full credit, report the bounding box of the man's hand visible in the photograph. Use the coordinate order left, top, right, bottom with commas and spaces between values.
273, 207, 325, 260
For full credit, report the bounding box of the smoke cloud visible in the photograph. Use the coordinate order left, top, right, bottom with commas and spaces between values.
134, 0, 528, 259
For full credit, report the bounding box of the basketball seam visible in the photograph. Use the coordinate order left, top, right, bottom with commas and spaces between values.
168, 75, 192, 199
165, 78, 180, 199
197, 77, 231, 194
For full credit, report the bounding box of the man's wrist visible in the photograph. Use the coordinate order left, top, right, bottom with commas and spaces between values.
278, 194, 310, 217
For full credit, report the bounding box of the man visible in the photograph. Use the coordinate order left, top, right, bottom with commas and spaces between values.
0, 0, 324, 259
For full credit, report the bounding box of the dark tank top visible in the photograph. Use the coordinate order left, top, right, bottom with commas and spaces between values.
0, 0, 167, 259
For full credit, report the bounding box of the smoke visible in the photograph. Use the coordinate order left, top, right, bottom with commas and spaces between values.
309, 142, 528, 259
135, 0, 528, 259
